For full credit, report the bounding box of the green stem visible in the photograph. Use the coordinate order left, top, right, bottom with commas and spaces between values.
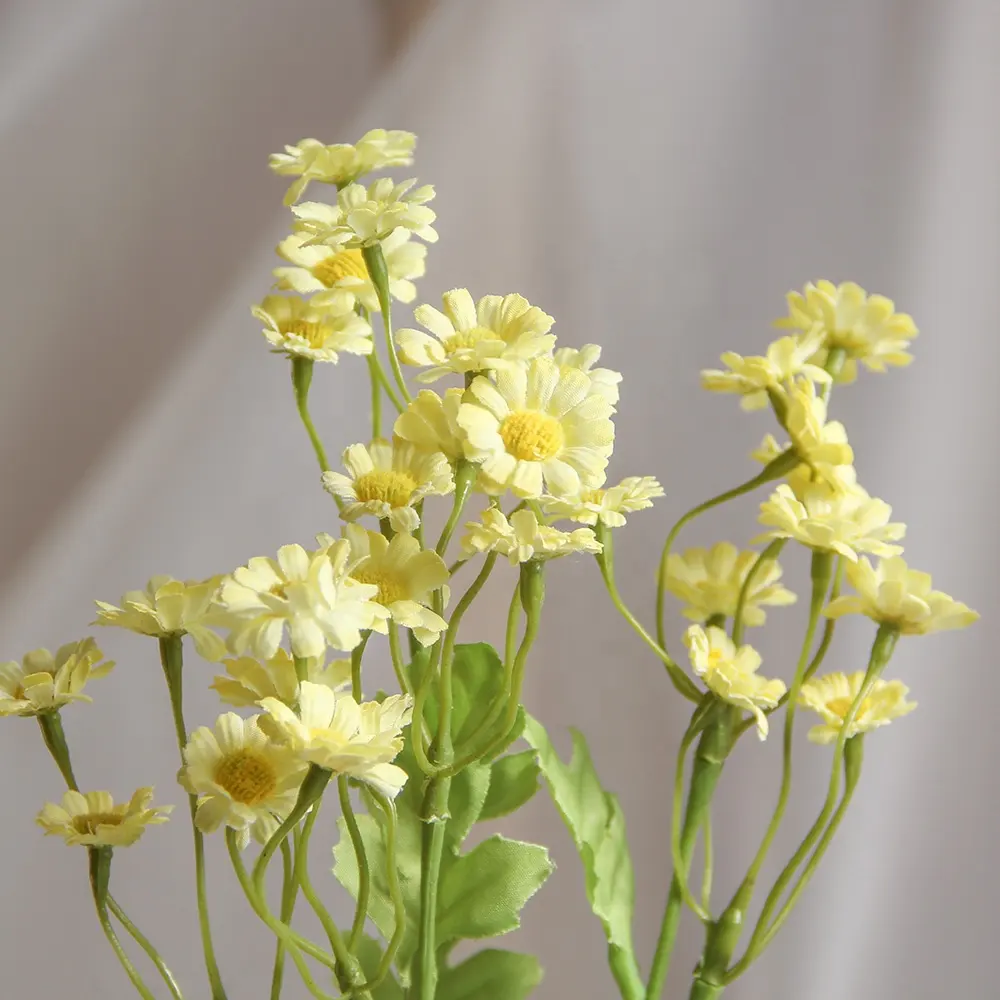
436, 460, 477, 557
159, 636, 227, 1000
387, 623, 412, 695
362, 242, 411, 404
701, 814, 714, 914
646, 701, 731, 999
107, 895, 185, 1000
596, 524, 702, 703
90, 848, 157, 1000
655, 450, 801, 651
820, 347, 847, 402
291, 357, 331, 473
269, 838, 299, 1000
37, 710, 78, 789
731, 539, 786, 646
367, 353, 382, 439
371, 352, 404, 412
414, 777, 451, 1000
339, 777, 371, 951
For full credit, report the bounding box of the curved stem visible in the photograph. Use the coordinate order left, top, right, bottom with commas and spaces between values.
731, 539, 786, 646
362, 243, 411, 404
669, 716, 712, 922
96, 902, 158, 1000
655, 451, 800, 652
387, 623, 412, 695
159, 637, 227, 1000
338, 777, 371, 951
291, 357, 331, 473
436, 461, 476, 557
371, 353, 404, 413
107, 894, 185, 1000
596, 526, 701, 703
366, 353, 382, 439
269, 839, 299, 1000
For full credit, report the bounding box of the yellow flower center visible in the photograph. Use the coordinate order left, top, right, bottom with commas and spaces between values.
500, 411, 565, 462
354, 470, 416, 508
351, 567, 408, 606
280, 318, 327, 349
311, 249, 368, 287
214, 750, 278, 805
444, 326, 496, 355
828, 695, 872, 721
73, 812, 125, 835
269, 581, 290, 600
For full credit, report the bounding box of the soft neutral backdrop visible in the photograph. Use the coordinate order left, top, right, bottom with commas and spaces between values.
2, 2, 997, 998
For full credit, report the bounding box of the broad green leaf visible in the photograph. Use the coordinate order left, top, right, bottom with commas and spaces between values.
355, 935, 404, 1000
523, 714, 642, 996
445, 761, 491, 853
480, 751, 541, 821
436, 835, 554, 945
438, 949, 542, 1000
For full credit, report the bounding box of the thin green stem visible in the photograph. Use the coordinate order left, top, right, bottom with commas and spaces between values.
731, 539, 786, 646
362, 243, 411, 404
291, 357, 331, 472
96, 902, 158, 1000
37, 710, 79, 789
367, 353, 382, 439
436, 460, 477, 557
371, 353, 404, 412
596, 524, 701, 702
655, 450, 801, 651
107, 895, 185, 1000
269, 838, 299, 1000
701, 814, 714, 914
350, 633, 369, 700
159, 636, 227, 1000
338, 777, 371, 951
387, 623, 413, 695
670, 717, 711, 922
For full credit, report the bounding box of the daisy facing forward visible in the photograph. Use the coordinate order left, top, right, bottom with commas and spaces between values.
251, 292, 372, 363
458, 356, 616, 499
322, 439, 454, 533
798, 672, 916, 744
181, 713, 307, 850
37, 788, 171, 848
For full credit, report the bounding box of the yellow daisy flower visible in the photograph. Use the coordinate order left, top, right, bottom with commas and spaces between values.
269, 129, 416, 204
684, 625, 786, 739
393, 388, 466, 462
251, 292, 372, 363
37, 788, 171, 848
259, 681, 412, 798
775, 280, 918, 382
798, 672, 916, 744
216, 541, 388, 660
460, 508, 601, 564
321, 439, 455, 533
0, 638, 114, 717
211, 649, 351, 709
458, 358, 616, 499
756, 483, 905, 561
540, 476, 663, 527
180, 713, 307, 850
665, 542, 796, 627
342, 525, 449, 646
274, 227, 426, 310
750, 433, 861, 500
783, 379, 854, 490
700, 327, 830, 411
552, 344, 622, 405
825, 556, 979, 635
395, 289, 555, 384
292, 177, 437, 248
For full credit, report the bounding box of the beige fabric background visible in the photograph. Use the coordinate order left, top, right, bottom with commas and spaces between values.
2, 1, 998, 998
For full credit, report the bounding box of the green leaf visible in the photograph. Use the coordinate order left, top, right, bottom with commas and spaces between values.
523, 714, 643, 997
445, 761, 491, 853
355, 935, 405, 1000
438, 949, 542, 1000
436, 835, 554, 945
480, 751, 540, 821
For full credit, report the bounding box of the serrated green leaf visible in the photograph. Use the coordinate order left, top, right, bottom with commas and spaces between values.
438, 949, 542, 1000
355, 935, 404, 1000
445, 761, 491, 853
436, 835, 554, 945
480, 751, 540, 821
523, 714, 642, 997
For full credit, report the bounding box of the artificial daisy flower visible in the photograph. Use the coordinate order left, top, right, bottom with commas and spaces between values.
750, 433, 861, 501
259, 681, 412, 798
798, 672, 916, 744
321, 439, 454, 533
783, 379, 854, 491
393, 388, 466, 462
211, 648, 351, 709
756, 483, 905, 562
216, 541, 388, 660
824, 556, 979, 635
775, 280, 918, 383
95, 576, 227, 661
292, 177, 437, 248
700, 327, 831, 411
460, 508, 601, 564
269, 129, 416, 204
251, 292, 372, 363
540, 476, 663, 528
552, 344, 622, 405
37, 788, 171, 848
395, 289, 555, 383
180, 713, 307, 850
665, 542, 796, 627
341, 525, 448, 645
458, 357, 616, 499
684, 626, 785, 739
274, 227, 426, 310
0, 638, 114, 717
